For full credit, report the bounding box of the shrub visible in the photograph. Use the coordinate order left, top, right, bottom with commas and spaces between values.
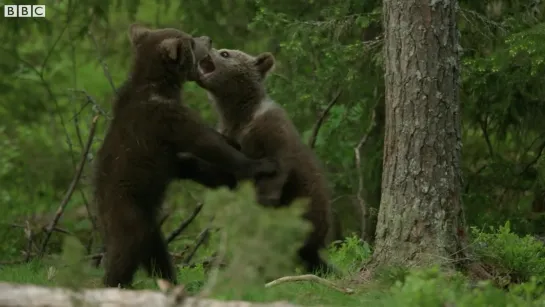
471, 221, 545, 285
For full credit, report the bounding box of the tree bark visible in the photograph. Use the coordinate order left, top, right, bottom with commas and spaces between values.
371, 0, 466, 268
0, 282, 299, 307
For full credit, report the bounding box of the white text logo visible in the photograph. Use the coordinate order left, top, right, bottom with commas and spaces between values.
4, 5, 46, 17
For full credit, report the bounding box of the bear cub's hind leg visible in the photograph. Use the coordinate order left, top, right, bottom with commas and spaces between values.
141, 228, 177, 284
102, 205, 176, 288
298, 243, 339, 277
103, 237, 143, 288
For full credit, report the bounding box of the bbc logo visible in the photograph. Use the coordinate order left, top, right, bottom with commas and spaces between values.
4, 5, 46, 17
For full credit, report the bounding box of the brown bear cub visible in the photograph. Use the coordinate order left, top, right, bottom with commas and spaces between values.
93, 25, 277, 288
195, 48, 337, 276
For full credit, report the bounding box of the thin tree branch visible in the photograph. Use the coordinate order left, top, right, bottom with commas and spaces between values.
519, 139, 545, 175
39, 115, 100, 257
182, 228, 210, 265
0, 46, 72, 156
88, 31, 117, 94
265, 274, 354, 294
354, 108, 377, 242
478, 116, 494, 157
8, 223, 72, 236
166, 203, 204, 244
69, 89, 110, 118
159, 212, 171, 226
308, 89, 343, 148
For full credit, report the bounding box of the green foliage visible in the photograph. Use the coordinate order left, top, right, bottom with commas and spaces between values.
384, 267, 545, 307
54, 236, 90, 289
471, 221, 545, 285
199, 181, 312, 297
328, 234, 372, 273
459, 1, 545, 234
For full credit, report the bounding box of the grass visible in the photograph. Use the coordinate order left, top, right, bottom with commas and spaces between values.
2, 231, 545, 307
2, 186, 545, 307
0, 259, 384, 306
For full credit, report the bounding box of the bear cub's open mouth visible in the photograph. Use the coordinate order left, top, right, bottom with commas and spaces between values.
198, 54, 216, 76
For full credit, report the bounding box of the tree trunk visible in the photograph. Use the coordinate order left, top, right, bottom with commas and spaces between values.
370, 0, 467, 268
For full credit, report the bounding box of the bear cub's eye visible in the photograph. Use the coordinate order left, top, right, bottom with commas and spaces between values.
220, 51, 230, 58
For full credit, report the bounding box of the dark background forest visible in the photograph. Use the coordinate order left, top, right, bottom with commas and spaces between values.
1, 0, 545, 306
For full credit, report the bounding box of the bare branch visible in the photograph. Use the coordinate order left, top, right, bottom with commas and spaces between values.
88, 31, 117, 94
0, 46, 72, 155
354, 108, 377, 242
8, 223, 72, 236
478, 116, 494, 157
182, 227, 210, 265
308, 89, 343, 148
166, 203, 204, 244
159, 211, 171, 226
39, 115, 100, 257
265, 274, 354, 294
69, 89, 110, 119
519, 139, 545, 175
40, 17, 70, 76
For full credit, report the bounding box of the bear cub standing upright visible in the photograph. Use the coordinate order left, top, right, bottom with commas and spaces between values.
93, 25, 277, 288
196, 48, 336, 275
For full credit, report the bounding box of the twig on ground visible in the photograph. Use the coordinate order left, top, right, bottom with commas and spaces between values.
88, 31, 117, 94
166, 203, 204, 244
265, 274, 355, 294
182, 228, 210, 265
39, 115, 100, 257
307, 88, 343, 149
353, 108, 377, 242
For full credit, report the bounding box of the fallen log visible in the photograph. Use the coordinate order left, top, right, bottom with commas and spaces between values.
0, 282, 299, 307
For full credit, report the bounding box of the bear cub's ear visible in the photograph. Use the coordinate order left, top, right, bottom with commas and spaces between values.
128, 23, 151, 46
159, 38, 194, 64
254, 52, 275, 76
159, 38, 182, 61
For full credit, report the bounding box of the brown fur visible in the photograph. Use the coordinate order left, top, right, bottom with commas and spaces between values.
195, 48, 336, 275
93, 25, 276, 288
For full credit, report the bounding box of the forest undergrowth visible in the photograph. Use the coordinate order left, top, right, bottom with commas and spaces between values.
1, 183, 545, 307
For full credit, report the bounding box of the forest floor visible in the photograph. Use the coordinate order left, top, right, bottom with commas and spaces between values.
0, 260, 383, 306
